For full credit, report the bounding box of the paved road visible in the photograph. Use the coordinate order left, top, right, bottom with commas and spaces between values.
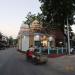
0, 48, 75, 75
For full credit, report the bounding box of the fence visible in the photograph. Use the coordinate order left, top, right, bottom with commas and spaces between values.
37, 47, 67, 55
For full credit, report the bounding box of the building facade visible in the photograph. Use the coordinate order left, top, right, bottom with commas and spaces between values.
18, 20, 64, 51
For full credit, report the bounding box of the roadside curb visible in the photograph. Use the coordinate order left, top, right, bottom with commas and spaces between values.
48, 54, 65, 58
17, 49, 65, 58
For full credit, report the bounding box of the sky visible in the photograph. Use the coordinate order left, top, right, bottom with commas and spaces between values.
0, 0, 41, 38
0, 0, 75, 39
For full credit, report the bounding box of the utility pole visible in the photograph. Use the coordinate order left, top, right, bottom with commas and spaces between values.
67, 17, 70, 55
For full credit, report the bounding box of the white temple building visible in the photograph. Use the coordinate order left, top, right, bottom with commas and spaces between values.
18, 20, 55, 51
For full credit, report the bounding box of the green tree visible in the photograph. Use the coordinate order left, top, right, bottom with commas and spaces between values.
39, 0, 75, 33
8, 36, 14, 46
24, 12, 44, 27
0, 32, 3, 40
24, 12, 36, 26
13, 39, 18, 46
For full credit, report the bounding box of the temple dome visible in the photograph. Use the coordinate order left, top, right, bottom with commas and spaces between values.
19, 23, 30, 33
20, 23, 29, 29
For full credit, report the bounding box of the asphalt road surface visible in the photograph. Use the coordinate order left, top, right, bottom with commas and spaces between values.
0, 48, 75, 75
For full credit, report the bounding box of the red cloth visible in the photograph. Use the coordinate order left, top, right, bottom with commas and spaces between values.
27, 51, 33, 57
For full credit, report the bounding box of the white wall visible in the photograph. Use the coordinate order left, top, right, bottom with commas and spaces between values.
22, 36, 29, 51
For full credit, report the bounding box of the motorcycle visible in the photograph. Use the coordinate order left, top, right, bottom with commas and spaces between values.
26, 50, 48, 65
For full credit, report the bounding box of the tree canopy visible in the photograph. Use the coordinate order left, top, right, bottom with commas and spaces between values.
24, 12, 44, 27
39, 0, 75, 32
